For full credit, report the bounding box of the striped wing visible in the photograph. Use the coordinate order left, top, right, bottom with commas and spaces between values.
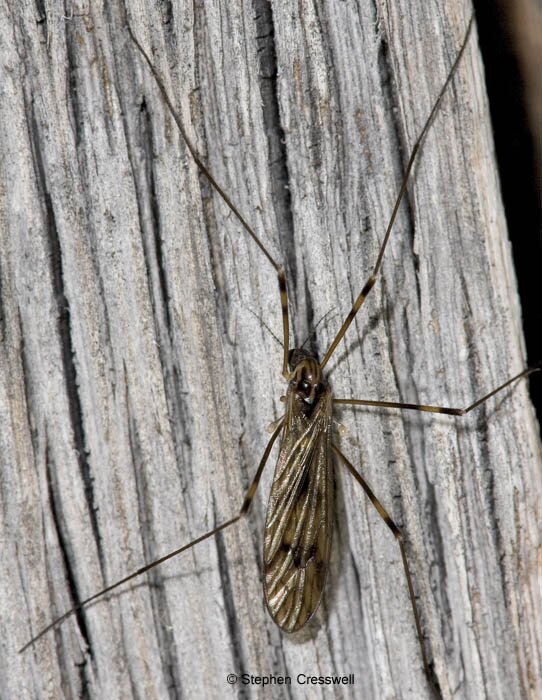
263, 386, 333, 631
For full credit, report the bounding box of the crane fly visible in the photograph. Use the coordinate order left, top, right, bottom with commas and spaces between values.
20, 14, 540, 686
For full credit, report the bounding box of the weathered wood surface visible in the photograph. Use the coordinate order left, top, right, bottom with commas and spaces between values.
1, 2, 540, 699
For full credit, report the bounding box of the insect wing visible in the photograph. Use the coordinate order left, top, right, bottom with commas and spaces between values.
263, 387, 333, 631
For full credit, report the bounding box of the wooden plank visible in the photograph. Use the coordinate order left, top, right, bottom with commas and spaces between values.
1, 1, 540, 698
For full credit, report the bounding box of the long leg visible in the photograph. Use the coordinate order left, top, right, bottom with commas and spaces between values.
332, 443, 433, 684
334, 364, 540, 414
128, 26, 291, 377
320, 16, 474, 370
19, 418, 284, 653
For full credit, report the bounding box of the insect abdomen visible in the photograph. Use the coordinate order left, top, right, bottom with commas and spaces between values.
263, 387, 333, 631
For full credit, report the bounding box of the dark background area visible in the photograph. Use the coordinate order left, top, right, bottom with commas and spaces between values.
473, 1, 541, 431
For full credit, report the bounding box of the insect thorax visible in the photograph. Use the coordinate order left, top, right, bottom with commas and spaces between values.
288, 348, 328, 408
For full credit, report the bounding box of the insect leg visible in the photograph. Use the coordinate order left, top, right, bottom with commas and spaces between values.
127, 26, 291, 376
332, 443, 433, 684
320, 16, 474, 370
333, 363, 540, 415
240, 417, 284, 515
19, 419, 284, 653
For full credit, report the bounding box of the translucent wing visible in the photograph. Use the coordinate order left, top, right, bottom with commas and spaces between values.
263, 386, 333, 631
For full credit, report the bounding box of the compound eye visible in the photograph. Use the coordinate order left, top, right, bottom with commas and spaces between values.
298, 379, 311, 396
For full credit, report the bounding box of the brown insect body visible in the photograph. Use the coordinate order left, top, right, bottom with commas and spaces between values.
263, 349, 334, 631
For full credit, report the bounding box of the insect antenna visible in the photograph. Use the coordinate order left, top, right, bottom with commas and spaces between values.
300, 307, 338, 352
246, 307, 284, 349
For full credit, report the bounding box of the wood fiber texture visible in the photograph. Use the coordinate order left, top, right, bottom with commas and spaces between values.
0, 1, 540, 699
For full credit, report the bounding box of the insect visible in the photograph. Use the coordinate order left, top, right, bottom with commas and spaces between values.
14, 2, 540, 696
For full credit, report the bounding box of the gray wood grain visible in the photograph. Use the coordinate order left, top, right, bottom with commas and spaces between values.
1, 1, 540, 699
